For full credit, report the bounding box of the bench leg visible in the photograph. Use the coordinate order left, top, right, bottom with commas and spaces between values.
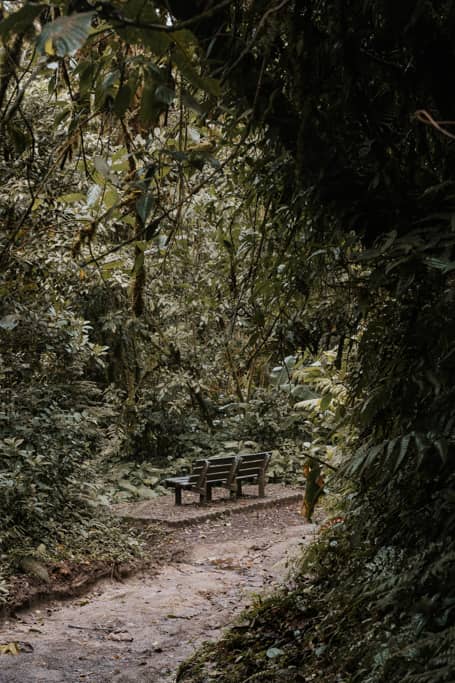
237, 480, 242, 497
258, 479, 265, 498
175, 488, 182, 505
199, 490, 207, 505
230, 487, 237, 501
206, 485, 213, 503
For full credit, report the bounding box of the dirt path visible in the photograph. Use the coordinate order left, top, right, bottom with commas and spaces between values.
0, 505, 316, 683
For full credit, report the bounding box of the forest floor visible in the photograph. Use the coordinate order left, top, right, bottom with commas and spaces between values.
0, 488, 319, 683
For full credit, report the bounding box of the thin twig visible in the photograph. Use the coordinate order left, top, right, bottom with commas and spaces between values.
224, 0, 292, 79
415, 109, 455, 141
305, 454, 338, 472
107, 0, 232, 33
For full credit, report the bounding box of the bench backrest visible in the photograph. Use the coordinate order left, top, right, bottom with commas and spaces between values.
188, 459, 209, 486
236, 451, 272, 478
205, 455, 238, 486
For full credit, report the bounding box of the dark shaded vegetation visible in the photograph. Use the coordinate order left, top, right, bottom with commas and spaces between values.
173, 1, 455, 681
1, 1, 455, 681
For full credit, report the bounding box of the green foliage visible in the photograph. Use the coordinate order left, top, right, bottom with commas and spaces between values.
0, 4, 42, 39
1, 3, 455, 682
164, 1, 455, 681
37, 12, 95, 57
178, 477, 455, 682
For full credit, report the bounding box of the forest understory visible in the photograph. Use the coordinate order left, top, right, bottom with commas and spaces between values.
1, 2, 455, 682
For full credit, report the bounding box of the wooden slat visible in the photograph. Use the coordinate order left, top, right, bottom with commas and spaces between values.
207, 459, 235, 467
237, 461, 263, 471
206, 464, 234, 474
206, 472, 231, 482
237, 467, 261, 476
238, 452, 271, 461
166, 475, 202, 486
192, 459, 209, 471
204, 456, 237, 484
237, 452, 271, 476
166, 476, 190, 484
207, 456, 238, 465
237, 461, 265, 470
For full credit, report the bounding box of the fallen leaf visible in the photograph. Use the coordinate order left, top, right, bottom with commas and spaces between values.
266, 646, 284, 658
0, 642, 20, 655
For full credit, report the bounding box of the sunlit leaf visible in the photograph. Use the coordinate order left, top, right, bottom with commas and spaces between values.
58, 193, 85, 203
87, 184, 102, 207
104, 187, 119, 209
0, 642, 20, 655
266, 647, 284, 658
94, 157, 111, 178
320, 394, 332, 411
101, 259, 123, 272
294, 398, 321, 410
37, 12, 95, 57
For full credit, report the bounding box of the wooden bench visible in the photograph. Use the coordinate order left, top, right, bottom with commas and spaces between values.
235, 451, 272, 498
165, 451, 272, 505
164, 458, 209, 505
165, 456, 238, 505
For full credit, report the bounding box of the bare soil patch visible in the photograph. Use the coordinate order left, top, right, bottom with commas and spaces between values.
113, 484, 303, 526
0, 497, 317, 683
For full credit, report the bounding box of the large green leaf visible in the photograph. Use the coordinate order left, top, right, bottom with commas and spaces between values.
139, 82, 162, 125
172, 43, 221, 97
136, 193, 154, 225
154, 84, 175, 106
138, 29, 170, 56
36, 12, 95, 57
114, 84, 133, 118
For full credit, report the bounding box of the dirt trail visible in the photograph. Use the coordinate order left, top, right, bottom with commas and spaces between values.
0, 505, 316, 683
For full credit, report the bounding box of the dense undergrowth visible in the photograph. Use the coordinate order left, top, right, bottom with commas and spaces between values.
0, 45, 336, 599
179, 469, 455, 683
